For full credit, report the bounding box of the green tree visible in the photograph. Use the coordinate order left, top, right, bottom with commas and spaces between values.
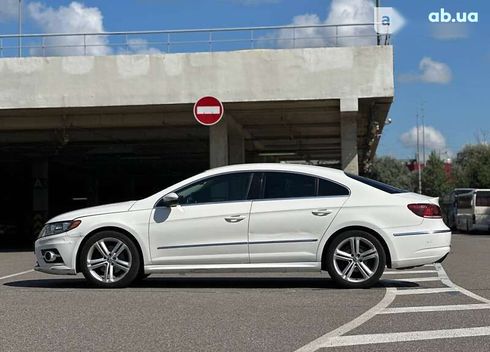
453, 144, 490, 188
422, 151, 453, 197
365, 156, 415, 191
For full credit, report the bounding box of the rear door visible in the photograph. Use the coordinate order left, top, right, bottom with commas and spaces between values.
249, 172, 349, 263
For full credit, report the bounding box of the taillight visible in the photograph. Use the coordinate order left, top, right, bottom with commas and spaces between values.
407, 204, 442, 218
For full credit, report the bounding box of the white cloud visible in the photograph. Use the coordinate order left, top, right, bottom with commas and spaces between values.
400, 126, 452, 159
399, 57, 453, 84
126, 38, 162, 55
267, 0, 376, 49
0, 0, 18, 22
28, 1, 111, 56
430, 23, 469, 40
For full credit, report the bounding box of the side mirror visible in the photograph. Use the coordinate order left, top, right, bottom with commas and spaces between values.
160, 192, 180, 207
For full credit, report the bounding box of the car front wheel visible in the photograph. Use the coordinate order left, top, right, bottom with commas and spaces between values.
325, 230, 386, 289
80, 231, 140, 288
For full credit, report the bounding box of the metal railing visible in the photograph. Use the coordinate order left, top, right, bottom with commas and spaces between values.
0, 23, 389, 58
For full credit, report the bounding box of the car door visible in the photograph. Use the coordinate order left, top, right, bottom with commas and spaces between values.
149, 172, 255, 265
249, 172, 349, 263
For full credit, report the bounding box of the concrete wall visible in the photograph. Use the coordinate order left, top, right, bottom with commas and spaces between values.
0, 46, 393, 110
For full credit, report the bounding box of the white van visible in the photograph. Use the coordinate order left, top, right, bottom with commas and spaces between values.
455, 189, 490, 232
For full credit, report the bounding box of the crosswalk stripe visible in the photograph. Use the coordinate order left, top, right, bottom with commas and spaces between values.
396, 287, 459, 295
390, 277, 441, 282
381, 304, 490, 314
321, 326, 490, 347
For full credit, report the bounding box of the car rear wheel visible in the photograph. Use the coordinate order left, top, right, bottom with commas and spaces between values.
80, 231, 140, 288
326, 230, 386, 289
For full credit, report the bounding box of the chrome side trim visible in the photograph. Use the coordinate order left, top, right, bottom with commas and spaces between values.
158, 241, 248, 250
250, 239, 318, 245
393, 231, 430, 237
157, 238, 318, 250
393, 230, 451, 237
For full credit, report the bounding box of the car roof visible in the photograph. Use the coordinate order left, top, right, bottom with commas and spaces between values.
202, 163, 346, 177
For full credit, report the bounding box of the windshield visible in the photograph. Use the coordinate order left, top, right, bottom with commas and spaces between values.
346, 173, 408, 194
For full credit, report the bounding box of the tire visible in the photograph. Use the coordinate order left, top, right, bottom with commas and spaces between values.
80, 231, 141, 288
325, 230, 386, 289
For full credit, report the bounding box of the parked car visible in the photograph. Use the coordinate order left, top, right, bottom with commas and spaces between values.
34, 163, 451, 288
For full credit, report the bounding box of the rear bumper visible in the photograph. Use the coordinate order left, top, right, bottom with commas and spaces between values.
388, 228, 452, 269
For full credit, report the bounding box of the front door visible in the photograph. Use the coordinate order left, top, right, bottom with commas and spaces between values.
149, 172, 254, 265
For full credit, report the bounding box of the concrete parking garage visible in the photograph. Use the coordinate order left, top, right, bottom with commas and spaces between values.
0, 44, 393, 246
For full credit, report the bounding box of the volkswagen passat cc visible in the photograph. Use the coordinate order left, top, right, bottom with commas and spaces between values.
35, 164, 451, 288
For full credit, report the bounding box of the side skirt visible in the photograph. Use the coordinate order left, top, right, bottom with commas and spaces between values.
144, 262, 322, 274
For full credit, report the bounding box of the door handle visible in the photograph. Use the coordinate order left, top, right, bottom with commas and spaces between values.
312, 209, 332, 217
224, 215, 246, 223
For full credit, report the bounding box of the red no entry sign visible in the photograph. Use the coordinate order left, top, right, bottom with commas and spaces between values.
193, 96, 224, 126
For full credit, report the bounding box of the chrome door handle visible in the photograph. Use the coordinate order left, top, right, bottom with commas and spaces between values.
312, 209, 332, 217
224, 215, 246, 223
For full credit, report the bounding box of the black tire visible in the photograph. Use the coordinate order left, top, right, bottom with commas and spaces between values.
80, 231, 141, 288
325, 230, 386, 289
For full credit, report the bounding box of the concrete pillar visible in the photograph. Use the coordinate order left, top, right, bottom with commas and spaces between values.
209, 119, 229, 168
229, 125, 245, 165
32, 160, 49, 236
340, 98, 359, 175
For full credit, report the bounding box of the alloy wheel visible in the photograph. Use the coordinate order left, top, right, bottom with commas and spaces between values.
86, 238, 132, 283
332, 236, 379, 283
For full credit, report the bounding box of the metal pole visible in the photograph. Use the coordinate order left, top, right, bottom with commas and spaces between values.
376, 0, 381, 46
18, 0, 22, 57
422, 104, 426, 164
416, 112, 422, 194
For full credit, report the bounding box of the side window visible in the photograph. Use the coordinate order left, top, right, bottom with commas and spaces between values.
176, 173, 253, 205
476, 192, 490, 207
263, 172, 316, 199
318, 179, 349, 196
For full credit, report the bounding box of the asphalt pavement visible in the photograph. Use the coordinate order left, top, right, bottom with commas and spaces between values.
0, 232, 488, 352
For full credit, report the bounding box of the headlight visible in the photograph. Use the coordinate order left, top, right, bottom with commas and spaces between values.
39, 220, 81, 238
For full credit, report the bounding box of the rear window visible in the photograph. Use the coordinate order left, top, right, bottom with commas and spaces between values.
476, 192, 490, 207
346, 173, 407, 194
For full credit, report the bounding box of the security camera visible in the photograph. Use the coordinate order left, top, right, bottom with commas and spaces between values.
385, 117, 392, 125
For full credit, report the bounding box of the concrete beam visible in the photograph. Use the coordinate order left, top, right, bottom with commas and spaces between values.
340, 98, 359, 113
0, 46, 394, 110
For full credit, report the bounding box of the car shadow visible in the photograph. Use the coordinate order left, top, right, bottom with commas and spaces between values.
4, 276, 419, 290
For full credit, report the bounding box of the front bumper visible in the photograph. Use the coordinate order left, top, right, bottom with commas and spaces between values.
34, 233, 80, 275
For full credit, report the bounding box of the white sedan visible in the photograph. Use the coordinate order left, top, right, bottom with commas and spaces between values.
34, 163, 451, 288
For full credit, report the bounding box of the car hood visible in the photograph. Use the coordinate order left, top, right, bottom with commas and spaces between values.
48, 201, 137, 223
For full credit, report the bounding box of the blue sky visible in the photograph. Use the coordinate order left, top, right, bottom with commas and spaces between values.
0, 0, 488, 160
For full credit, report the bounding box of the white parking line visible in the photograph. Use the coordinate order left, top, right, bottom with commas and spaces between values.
390, 277, 441, 282
295, 262, 490, 351
383, 270, 438, 275
396, 287, 459, 295
0, 269, 34, 281
294, 288, 397, 352
320, 326, 490, 348
435, 264, 490, 304
381, 304, 490, 314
